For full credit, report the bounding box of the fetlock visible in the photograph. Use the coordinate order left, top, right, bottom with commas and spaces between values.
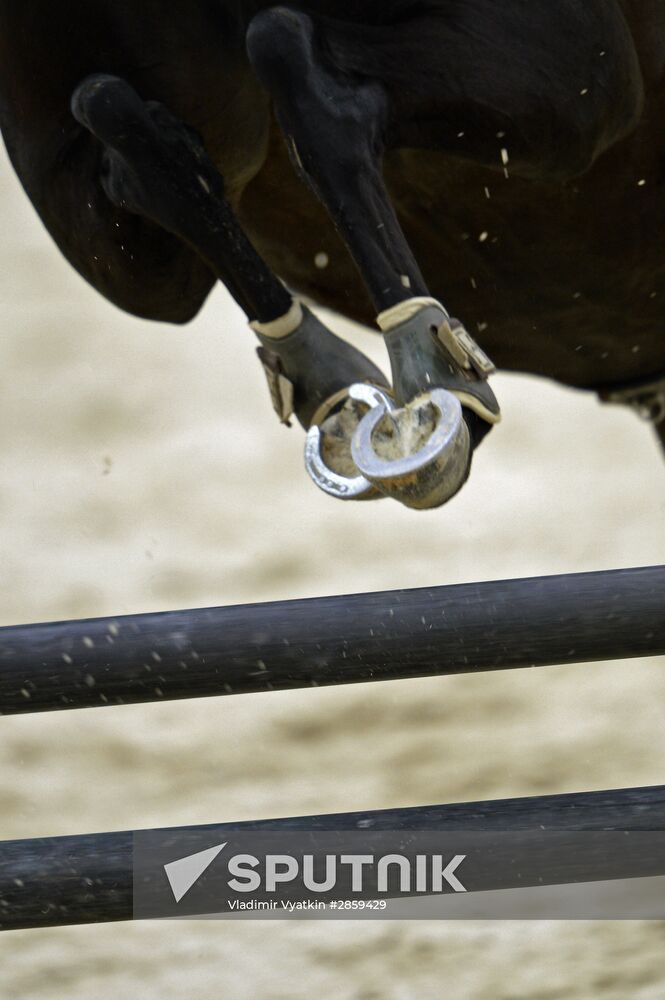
379, 298, 501, 436
252, 302, 388, 429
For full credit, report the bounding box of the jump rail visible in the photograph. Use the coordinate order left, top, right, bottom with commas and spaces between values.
0, 565, 664, 716
1, 783, 665, 930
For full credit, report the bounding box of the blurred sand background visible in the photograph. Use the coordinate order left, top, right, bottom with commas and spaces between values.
2, 141, 665, 998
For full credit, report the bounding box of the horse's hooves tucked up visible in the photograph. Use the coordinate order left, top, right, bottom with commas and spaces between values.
304, 384, 394, 501
350, 388, 471, 510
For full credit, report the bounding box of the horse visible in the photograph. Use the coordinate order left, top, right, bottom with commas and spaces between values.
0, 0, 661, 508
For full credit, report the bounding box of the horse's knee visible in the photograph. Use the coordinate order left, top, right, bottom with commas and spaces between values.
52, 187, 215, 324
320, 0, 645, 180
94, 263, 213, 326
247, 5, 389, 184
9, 122, 216, 326
485, 2, 644, 178
245, 7, 297, 66
504, 22, 644, 179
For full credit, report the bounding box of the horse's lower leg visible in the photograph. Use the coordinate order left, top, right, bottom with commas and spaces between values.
70, 74, 388, 497
247, 8, 500, 507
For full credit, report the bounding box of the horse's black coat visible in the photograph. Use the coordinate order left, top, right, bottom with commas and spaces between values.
0, 1, 662, 439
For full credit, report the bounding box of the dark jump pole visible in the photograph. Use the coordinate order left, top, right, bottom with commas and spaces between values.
2, 783, 665, 930
1, 565, 664, 715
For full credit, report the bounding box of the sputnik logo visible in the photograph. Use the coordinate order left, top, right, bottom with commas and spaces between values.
164, 843, 227, 902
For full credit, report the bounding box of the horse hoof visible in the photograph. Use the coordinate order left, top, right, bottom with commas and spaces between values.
350, 389, 471, 510
304, 384, 393, 501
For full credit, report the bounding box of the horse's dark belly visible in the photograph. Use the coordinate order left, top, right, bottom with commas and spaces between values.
240, 122, 665, 392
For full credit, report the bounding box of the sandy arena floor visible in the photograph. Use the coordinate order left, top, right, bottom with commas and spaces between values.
1, 146, 665, 999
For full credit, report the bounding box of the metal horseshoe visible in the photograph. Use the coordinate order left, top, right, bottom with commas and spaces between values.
304, 384, 395, 501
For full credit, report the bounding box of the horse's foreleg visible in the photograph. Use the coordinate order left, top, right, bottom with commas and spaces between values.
70, 75, 389, 498
247, 8, 501, 509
